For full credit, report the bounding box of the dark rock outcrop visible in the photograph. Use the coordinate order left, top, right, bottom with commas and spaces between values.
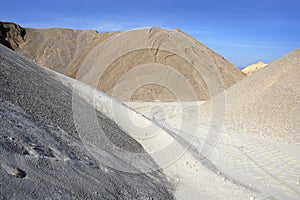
0, 22, 26, 50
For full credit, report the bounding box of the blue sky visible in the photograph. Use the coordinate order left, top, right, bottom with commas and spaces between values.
1, 0, 300, 68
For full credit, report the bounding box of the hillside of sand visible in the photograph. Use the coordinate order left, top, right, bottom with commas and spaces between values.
196, 49, 300, 143
76, 28, 245, 101
0, 22, 245, 102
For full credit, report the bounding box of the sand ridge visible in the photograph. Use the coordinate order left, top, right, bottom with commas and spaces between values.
199, 48, 300, 143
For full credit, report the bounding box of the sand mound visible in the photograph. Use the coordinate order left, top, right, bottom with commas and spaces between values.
242, 61, 267, 76
0, 44, 174, 199
77, 28, 245, 101
2, 22, 245, 102
202, 49, 300, 143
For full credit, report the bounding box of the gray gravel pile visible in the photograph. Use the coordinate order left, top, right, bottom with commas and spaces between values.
0, 44, 174, 199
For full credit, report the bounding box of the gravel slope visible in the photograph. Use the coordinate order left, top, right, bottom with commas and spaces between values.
200, 48, 300, 143
0, 44, 174, 199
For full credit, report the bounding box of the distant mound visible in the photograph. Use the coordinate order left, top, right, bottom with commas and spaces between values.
1, 22, 245, 102
242, 61, 267, 76
202, 49, 300, 143
0, 44, 174, 199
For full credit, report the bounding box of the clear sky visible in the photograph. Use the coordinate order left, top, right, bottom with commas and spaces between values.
1, 0, 299, 69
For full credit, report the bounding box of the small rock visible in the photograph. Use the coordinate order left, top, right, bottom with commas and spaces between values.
12, 168, 26, 178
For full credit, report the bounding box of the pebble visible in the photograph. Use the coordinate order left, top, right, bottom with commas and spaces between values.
12, 168, 26, 178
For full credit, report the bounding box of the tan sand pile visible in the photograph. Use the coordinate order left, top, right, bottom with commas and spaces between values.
1, 22, 245, 102
242, 61, 267, 76
202, 49, 300, 143
76, 28, 245, 101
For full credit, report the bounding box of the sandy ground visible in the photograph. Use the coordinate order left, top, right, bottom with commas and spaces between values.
73, 88, 267, 199
123, 49, 300, 199
126, 101, 300, 200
